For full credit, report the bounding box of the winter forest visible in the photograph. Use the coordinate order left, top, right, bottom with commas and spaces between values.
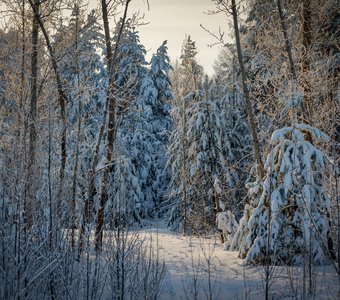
0, 0, 339, 299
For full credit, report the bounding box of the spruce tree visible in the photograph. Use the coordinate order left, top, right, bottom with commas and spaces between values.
242, 93, 334, 265
110, 41, 173, 224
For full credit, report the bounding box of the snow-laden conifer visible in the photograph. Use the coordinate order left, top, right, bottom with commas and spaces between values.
216, 210, 239, 250
168, 78, 244, 231
115, 41, 173, 223
230, 179, 262, 256
243, 115, 333, 265
113, 21, 147, 113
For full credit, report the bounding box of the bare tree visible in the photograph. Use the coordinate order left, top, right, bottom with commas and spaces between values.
70, 0, 83, 248
212, 0, 264, 178
94, 0, 131, 250
28, 0, 68, 203
25, 0, 40, 229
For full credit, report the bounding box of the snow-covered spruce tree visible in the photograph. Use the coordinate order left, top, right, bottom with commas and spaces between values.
167, 93, 191, 231
167, 35, 203, 232
244, 95, 334, 265
180, 35, 204, 93
185, 78, 232, 230
167, 37, 203, 209
213, 76, 252, 247
77, 12, 107, 168
216, 210, 239, 250
219, 85, 252, 208
213, 46, 254, 213
169, 35, 204, 104
113, 20, 148, 113
102, 24, 147, 226
106, 40, 173, 225
169, 77, 238, 233
135, 40, 173, 215
105, 143, 143, 226
229, 178, 262, 256
216, 94, 253, 249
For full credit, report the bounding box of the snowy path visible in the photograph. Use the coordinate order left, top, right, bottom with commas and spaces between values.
149, 228, 260, 299
138, 224, 339, 300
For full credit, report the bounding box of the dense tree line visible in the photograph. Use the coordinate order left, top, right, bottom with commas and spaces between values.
0, 0, 338, 298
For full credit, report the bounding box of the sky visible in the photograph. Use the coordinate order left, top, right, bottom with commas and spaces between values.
0, 0, 231, 75
90, 0, 231, 75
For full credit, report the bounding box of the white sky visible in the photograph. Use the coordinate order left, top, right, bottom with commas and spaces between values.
0, 0, 232, 75
89, 0, 231, 75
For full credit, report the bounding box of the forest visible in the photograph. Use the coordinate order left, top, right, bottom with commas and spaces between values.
0, 0, 339, 299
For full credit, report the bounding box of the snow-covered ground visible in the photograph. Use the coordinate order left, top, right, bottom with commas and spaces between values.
138, 222, 339, 300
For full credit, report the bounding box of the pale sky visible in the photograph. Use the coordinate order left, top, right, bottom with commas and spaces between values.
0, 1, 231, 74
90, 0, 231, 75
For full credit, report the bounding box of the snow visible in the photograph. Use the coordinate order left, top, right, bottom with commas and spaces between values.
135, 222, 339, 299
271, 126, 292, 144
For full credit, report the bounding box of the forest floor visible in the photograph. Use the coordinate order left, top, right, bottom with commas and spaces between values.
138, 221, 339, 300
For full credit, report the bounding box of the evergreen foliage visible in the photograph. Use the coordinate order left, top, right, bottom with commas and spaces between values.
241, 109, 333, 265
113, 41, 173, 223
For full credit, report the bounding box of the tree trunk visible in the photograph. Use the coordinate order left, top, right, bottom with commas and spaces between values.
277, 0, 297, 83
26, 0, 40, 229
28, 0, 68, 213
301, 0, 312, 119
231, 0, 264, 179
18, 0, 26, 147
71, 2, 82, 248
181, 95, 188, 235
95, 0, 131, 251
277, 0, 306, 124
